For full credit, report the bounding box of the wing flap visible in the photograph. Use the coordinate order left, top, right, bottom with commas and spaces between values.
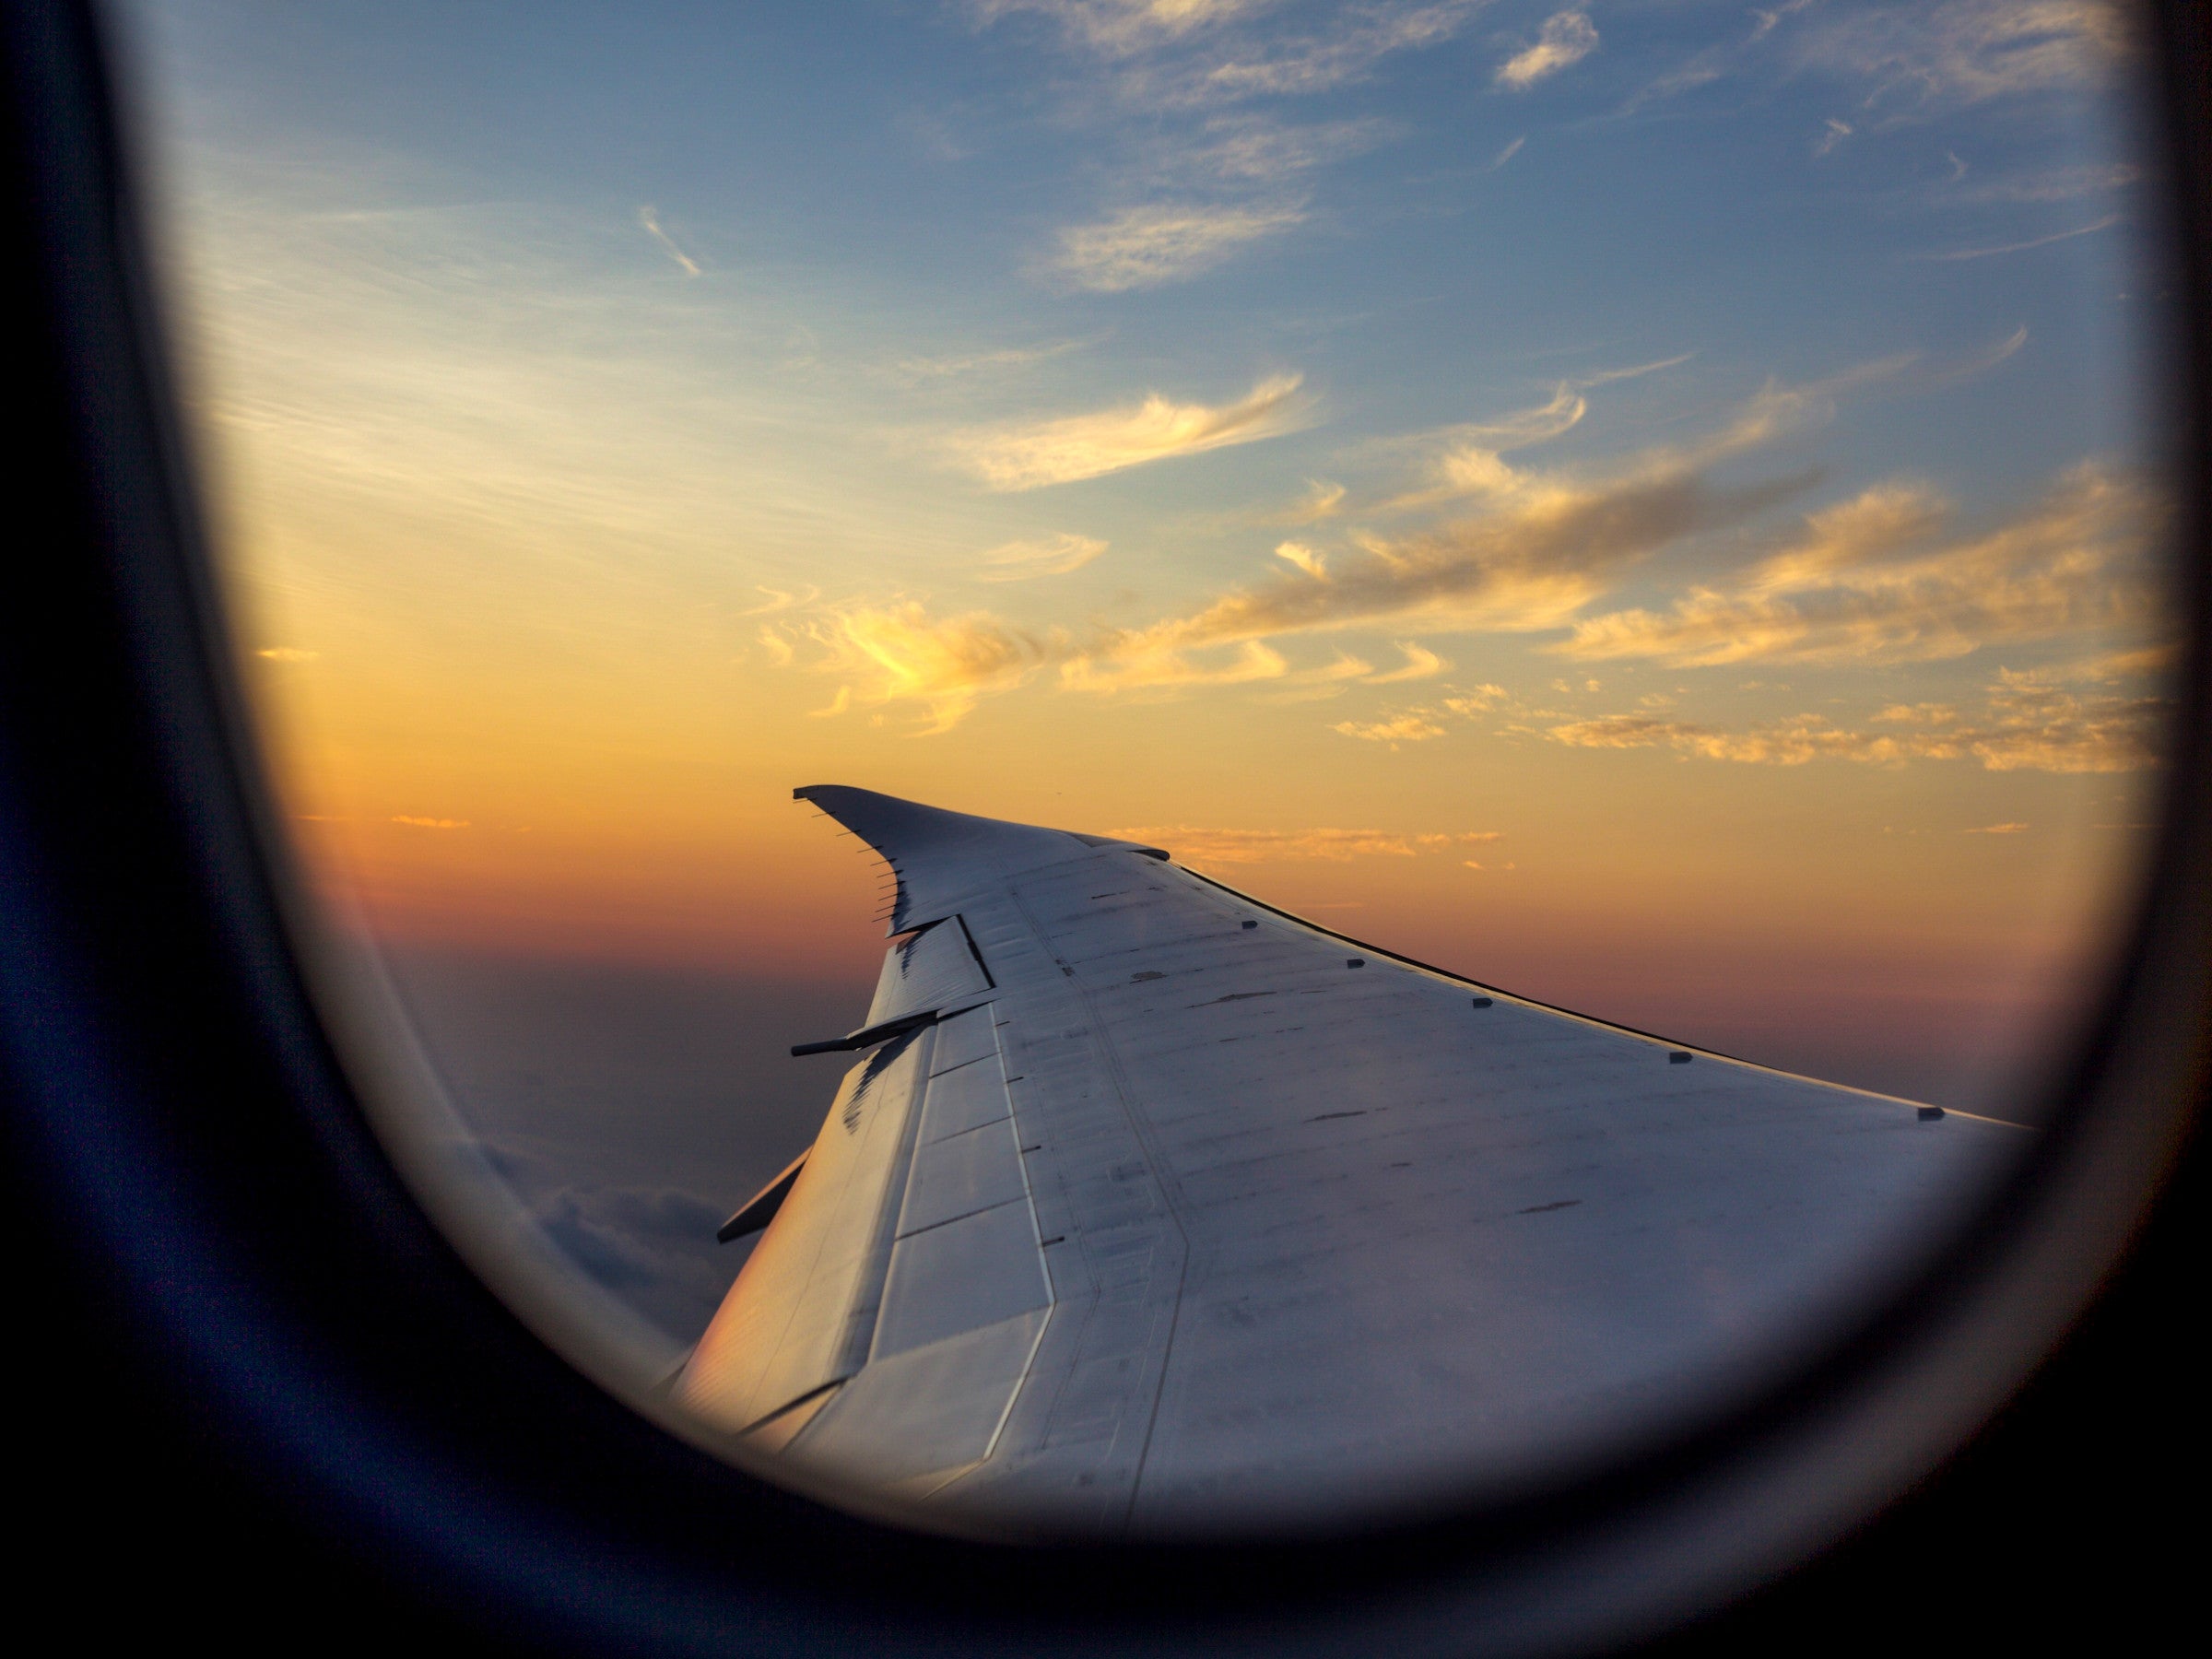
677, 1032, 928, 1433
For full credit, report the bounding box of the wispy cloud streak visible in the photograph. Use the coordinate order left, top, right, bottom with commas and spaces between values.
944, 372, 1312, 489
637, 206, 700, 276
1917, 213, 2119, 261
1042, 201, 1307, 290
976, 532, 1110, 579
979, 0, 1486, 106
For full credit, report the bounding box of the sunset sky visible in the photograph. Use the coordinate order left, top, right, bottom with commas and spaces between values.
117, 3, 2168, 1337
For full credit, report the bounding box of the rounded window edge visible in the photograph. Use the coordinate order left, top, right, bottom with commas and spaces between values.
1, 0, 2206, 1652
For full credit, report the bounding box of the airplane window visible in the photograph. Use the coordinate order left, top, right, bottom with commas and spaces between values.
110, 0, 2174, 1537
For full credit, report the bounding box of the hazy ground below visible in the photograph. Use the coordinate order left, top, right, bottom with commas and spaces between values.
382, 945, 867, 1345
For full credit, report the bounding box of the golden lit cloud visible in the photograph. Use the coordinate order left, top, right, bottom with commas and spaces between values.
1559, 463, 2154, 667
1547, 675, 2165, 774
976, 532, 1110, 580
1367, 641, 1447, 682
1965, 822, 2030, 833
1262, 652, 1373, 701
391, 815, 470, 830
783, 368, 1951, 728
256, 646, 319, 662
1277, 477, 1347, 523
1103, 824, 1500, 862
1057, 637, 1288, 694
944, 371, 1312, 490
1971, 675, 2166, 771
1441, 684, 1509, 713
1331, 712, 1447, 744
1376, 380, 1606, 512
1097, 457, 1813, 653
1042, 201, 1308, 291
2020, 641, 2178, 682
806, 604, 1051, 734
766, 359, 2105, 735
1497, 11, 1599, 88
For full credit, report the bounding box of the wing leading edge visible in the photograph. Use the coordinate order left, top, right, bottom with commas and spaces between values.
676, 787, 2022, 1535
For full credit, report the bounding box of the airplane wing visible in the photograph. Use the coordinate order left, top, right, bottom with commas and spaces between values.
676, 787, 2022, 1536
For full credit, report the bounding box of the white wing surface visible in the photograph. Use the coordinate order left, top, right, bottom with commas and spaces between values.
677, 787, 2020, 1535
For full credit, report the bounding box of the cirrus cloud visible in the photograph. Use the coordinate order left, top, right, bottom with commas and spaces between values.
943, 371, 1312, 489
1042, 200, 1309, 290
976, 532, 1111, 580
1331, 712, 1447, 745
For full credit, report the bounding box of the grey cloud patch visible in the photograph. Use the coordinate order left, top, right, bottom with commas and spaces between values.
1111, 467, 1821, 656
535, 1186, 728, 1292
1559, 462, 2156, 668
463, 1132, 740, 1338
943, 371, 1312, 488
775, 362, 2125, 734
